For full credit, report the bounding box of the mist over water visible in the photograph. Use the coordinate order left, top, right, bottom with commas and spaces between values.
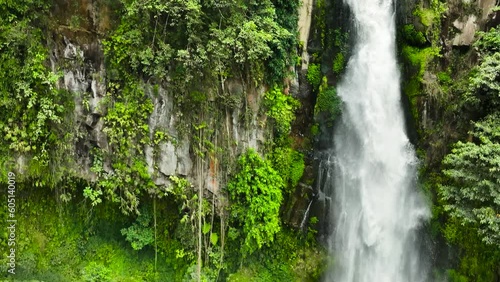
325, 0, 430, 281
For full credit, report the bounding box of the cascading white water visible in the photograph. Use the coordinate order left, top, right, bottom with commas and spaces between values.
326, 0, 430, 281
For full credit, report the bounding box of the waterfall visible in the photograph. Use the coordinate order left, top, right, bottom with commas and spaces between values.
324, 0, 430, 281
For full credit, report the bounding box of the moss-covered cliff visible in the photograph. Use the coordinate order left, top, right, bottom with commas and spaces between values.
398, 0, 500, 280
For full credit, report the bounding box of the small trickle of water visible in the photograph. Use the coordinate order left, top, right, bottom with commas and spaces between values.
300, 199, 314, 230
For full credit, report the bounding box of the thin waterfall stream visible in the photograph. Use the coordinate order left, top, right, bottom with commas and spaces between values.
323, 0, 431, 281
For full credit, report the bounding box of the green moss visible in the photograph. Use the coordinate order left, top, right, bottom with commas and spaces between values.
437, 71, 452, 84
404, 78, 422, 121
413, 0, 447, 43
414, 8, 436, 27
333, 53, 345, 74
402, 45, 440, 78
401, 45, 441, 122
315, 0, 326, 48
310, 123, 319, 136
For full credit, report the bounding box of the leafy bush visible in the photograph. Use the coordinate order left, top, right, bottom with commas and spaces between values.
227, 150, 284, 256
474, 27, 500, 55
306, 64, 322, 89
458, 27, 500, 114
402, 24, 427, 46
0, 3, 70, 177
314, 84, 342, 126
81, 262, 112, 282
439, 114, 500, 246
264, 86, 300, 134
121, 208, 154, 250
104, 0, 295, 85
468, 53, 500, 109
269, 147, 305, 191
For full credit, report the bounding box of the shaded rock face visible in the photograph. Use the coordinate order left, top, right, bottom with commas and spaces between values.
446, 0, 498, 47
478, 0, 498, 20
143, 84, 193, 185
452, 15, 478, 46
396, 0, 499, 163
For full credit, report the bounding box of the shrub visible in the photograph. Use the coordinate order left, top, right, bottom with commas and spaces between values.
269, 147, 305, 191
264, 86, 300, 134
306, 64, 322, 89
227, 150, 284, 256
81, 262, 112, 282
121, 208, 154, 251
314, 84, 342, 126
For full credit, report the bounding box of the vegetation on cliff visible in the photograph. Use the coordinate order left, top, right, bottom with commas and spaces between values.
400, 1, 500, 279
0, 0, 327, 281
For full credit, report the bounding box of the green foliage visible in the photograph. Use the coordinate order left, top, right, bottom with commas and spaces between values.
0, 0, 49, 16
402, 24, 427, 46
314, 0, 326, 48
269, 147, 305, 192
88, 82, 157, 214
121, 208, 154, 250
311, 123, 319, 136
474, 27, 500, 55
168, 175, 192, 199
414, 8, 436, 28
332, 53, 345, 74
227, 150, 284, 256
104, 0, 296, 85
333, 29, 349, 50
104, 83, 153, 156
306, 64, 322, 89
442, 217, 500, 281
91, 153, 156, 214
414, 0, 447, 29
401, 2, 445, 127
314, 80, 342, 126
81, 262, 112, 282
459, 27, 500, 114
402, 45, 441, 121
411, 0, 446, 55
447, 269, 468, 282
84, 186, 103, 206
267, 0, 300, 83
227, 229, 326, 281
402, 45, 441, 79
467, 53, 500, 110
264, 86, 300, 134
439, 114, 500, 246
437, 70, 452, 85
0, 2, 71, 180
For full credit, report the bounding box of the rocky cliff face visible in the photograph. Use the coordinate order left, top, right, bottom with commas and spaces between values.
398, 0, 500, 279
49, 29, 272, 196
28, 0, 320, 225
400, 0, 499, 166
